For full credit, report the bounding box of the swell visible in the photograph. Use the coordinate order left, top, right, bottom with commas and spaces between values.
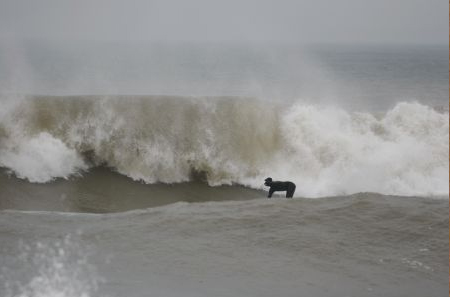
0, 95, 448, 197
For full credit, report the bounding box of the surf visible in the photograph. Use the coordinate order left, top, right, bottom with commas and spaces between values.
0, 95, 448, 197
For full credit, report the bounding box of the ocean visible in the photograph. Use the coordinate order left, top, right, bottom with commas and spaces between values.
0, 43, 448, 297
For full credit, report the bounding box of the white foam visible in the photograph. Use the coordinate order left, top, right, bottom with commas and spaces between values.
0, 96, 448, 196
273, 102, 449, 196
0, 132, 87, 183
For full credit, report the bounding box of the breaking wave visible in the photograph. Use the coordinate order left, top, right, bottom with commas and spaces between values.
0, 95, 448, 197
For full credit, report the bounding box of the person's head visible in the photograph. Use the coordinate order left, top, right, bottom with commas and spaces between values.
264, 177, 272, 186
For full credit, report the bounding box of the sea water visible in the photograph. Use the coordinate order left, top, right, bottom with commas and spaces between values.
0, 43, 448, 297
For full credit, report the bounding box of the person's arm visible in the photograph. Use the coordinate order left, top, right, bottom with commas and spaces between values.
268, 188, 274, 198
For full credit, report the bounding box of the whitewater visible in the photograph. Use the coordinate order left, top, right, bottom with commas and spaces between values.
0, 43, 448, 297
0, 95, 448, 197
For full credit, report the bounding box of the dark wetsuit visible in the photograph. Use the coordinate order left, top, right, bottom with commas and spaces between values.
266, 181, 296, 198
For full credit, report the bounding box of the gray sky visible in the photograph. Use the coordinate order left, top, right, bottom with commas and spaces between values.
0, 0, 448, 44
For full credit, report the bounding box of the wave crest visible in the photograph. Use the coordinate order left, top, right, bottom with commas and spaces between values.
0, 132, 87, 183
0, 95, 448, 197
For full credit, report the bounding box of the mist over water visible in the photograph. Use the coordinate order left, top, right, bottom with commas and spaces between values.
0, 42, 448, 197
0, 0, 448, 296
0, 41, 448, 297
0, 42, 448, 109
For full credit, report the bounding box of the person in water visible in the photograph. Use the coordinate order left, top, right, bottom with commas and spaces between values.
264, 177, 296, 198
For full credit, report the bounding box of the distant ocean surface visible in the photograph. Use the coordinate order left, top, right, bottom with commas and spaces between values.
0, 43, 448, 297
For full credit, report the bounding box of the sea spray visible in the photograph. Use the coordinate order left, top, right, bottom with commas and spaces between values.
0, 95, 447, 197
0, 235, 100, 297
277, 102, 448, 196
0, 132, 87, 182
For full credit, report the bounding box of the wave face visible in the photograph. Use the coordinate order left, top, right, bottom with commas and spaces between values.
0, 95, 448, 197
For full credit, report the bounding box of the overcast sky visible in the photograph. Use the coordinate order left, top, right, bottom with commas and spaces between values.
0, 0, 448, 44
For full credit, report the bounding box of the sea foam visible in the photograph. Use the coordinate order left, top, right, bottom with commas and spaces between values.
0, 95, 447, 197
0, 132, 86, 183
